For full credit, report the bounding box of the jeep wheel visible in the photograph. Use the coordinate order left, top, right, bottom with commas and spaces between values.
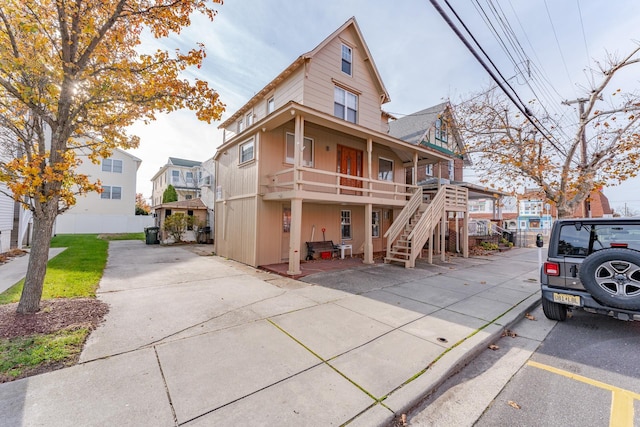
579, 248, 640, 310
542, 298, 567, 321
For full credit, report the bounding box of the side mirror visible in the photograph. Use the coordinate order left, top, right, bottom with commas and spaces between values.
536, 234, 544, 248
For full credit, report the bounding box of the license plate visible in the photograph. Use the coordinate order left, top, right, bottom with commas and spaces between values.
552, 292, 581, 306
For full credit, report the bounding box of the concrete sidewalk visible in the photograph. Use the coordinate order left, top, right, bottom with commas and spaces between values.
0, 241, 542, 426
0, 248, 67, 294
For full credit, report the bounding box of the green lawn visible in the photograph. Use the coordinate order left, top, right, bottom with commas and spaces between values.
0, 328, 89, 380
0, 233, 143, 304
0, 233, 141, 381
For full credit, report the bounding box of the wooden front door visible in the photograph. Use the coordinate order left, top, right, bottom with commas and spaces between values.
337, 145, 363, 195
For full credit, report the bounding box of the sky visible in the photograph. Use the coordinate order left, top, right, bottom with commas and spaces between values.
127, 0, 640, 213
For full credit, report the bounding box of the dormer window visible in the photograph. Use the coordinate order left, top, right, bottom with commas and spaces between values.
245, 111, 254, 127
341, 44, 352, 76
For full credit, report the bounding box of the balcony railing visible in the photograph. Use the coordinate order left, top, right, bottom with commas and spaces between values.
263, 166, 418, 201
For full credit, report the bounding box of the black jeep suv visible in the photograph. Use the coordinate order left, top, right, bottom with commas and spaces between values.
541, 218, 640, 321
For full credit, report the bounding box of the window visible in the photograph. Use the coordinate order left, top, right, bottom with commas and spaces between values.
341, 210, 352, 240
448, 160, 454, 180
378, 158, 394, 181
185, 195, 192, 200
372, 211, 380, 238
334, 87, 357, 123
238, 119, 245, 133
285, 133, 314, 166
341, 44, 352, 76
435, 118, 448, 142
101, 186, 122, 200
172, 170, 179, 183
245, 112, 253, 127
267, 97, 275, 114
240, 139, 254, 164
425, 164, 433, 176
165, 209, 172, 218
102, 158, 123, 173
186, 171, 193, 183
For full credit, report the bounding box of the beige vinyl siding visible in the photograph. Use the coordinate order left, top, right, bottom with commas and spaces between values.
254, 202, 366, 266
302, 28, 384, 132
214, 132, 260, 265
216, 198, 257, 266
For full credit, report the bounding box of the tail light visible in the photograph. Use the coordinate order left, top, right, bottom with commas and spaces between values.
544, 262, 560, 276
610, 243, 628, 248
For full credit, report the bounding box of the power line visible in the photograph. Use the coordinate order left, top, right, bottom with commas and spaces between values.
428, 0, 567, 155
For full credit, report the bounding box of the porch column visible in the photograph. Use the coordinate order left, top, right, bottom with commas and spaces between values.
287, 198, 303, 275
367, 138, 373, 196
462, 211, 469, 258
364, 203, 374, 264
413, 152, 418, 185
293, 114, 304, 190
441, 208, 446, 262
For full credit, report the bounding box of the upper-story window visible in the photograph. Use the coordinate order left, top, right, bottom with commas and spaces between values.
267, 97, 275, 115
238, 119, 245, 133
285, 133, 314, 167
172, 170, 179, 183
435, 118, 448, 142
378, 157, 394, 181
239, 139, 254, 164
341, 44, 352, 76
334, 87, 357, 124
186, 171, 193, 184
425, 164, 433, 176
101, 185, 122, 200
245, 112, 254, 128
102, 158, 123, 173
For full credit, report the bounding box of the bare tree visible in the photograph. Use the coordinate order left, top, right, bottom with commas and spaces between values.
455, 46, 640, 218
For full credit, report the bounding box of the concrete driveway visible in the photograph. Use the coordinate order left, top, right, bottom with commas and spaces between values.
0, 240, 542, 426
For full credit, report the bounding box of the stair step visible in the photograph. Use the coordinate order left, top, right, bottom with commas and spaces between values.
388, 251, 410, 258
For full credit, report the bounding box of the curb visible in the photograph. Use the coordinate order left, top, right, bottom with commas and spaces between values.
371, 294, 542, 425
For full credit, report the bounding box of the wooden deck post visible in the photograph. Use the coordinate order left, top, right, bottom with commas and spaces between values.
287, 198, 303, 275
364, 203, 374, 264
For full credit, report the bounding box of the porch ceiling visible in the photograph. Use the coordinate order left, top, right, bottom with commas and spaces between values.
216, 101, 451, 165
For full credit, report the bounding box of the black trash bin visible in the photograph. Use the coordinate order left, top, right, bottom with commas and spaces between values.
145, 226, 160, 244
197, 226, 211, 244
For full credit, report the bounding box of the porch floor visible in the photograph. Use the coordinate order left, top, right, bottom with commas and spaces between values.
259, 253, 385, 279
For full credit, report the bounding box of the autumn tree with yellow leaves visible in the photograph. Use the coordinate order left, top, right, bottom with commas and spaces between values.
455, 46, 640, 218
0, 0, 225, 313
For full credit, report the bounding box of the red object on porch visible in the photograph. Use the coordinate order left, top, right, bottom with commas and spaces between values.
321, 251, 331, 259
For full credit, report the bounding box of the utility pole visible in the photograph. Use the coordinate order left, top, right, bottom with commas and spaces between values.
562, 97, 591, 218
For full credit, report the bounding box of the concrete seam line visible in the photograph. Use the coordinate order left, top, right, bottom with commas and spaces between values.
154, 346, 179, 426
266, 318, 379, 403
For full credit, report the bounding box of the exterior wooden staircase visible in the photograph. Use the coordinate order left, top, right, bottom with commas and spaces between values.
384, 185, 468, 268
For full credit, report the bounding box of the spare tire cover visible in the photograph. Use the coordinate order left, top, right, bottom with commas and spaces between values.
579, 248, 640, 310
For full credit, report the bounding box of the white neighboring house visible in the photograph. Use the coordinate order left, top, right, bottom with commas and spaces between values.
198, 157, 215, 231
54, 148, 153, 234
151, 157, 202, 207
0, 165, 33, 253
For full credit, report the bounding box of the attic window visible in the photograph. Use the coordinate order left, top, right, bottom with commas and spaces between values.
341, 44, 352, 76
435, 118, 448, 142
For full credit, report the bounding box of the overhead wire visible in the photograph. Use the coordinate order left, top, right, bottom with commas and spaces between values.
429, 0, 567, 155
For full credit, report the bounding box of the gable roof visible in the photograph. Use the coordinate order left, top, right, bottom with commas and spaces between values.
156, 198, 207, 210
388, 102, 469, 164
168, 157, 201, 168
388, 102, 449, 145
219, 17, 390, 129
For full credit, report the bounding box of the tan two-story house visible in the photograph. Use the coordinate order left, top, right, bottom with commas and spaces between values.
214, 17, 469, 275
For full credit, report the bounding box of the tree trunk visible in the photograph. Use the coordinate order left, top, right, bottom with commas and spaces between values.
16, 202, 57, 314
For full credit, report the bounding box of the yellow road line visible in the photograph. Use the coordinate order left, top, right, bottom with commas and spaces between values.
527, 360, 640, 427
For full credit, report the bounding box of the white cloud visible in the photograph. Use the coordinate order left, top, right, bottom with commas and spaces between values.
127, 0, 640, 210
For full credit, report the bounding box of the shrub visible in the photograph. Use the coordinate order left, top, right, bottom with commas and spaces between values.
163, 213, 192, 243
